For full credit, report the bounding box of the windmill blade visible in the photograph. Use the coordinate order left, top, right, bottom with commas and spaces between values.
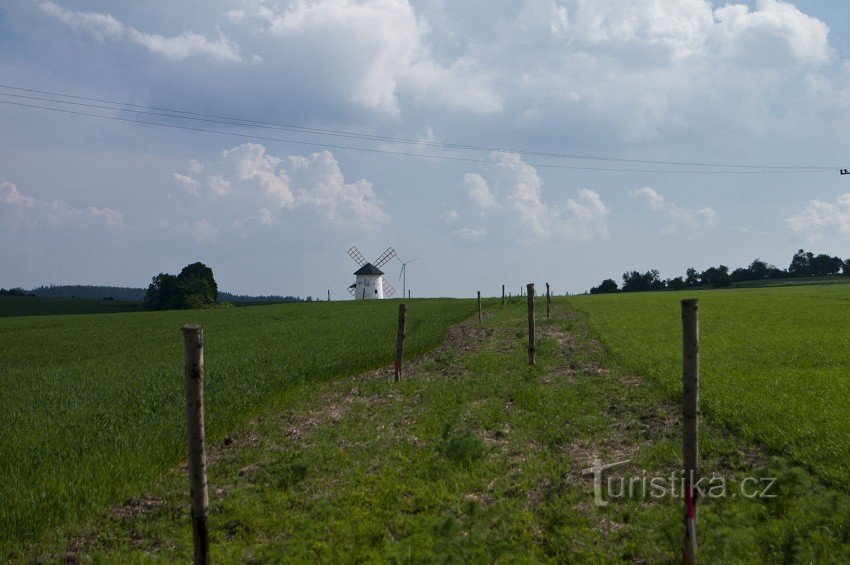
382, 279, 397, 297
398, 263, 405, 281
348, 286, 356, 295
374, 247, 397, 269
347, 245, 367, 266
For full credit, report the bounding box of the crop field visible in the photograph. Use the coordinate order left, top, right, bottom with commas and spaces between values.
0, 298, 480, 556
569, 284, 850, 488
0, 296, 143, 317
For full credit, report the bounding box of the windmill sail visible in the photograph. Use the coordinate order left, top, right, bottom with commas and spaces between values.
382, 279, 397, 297
374, 247, 397, 269
347, 245, 367, 266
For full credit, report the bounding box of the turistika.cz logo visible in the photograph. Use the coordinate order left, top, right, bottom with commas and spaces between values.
581, 458, 777, 507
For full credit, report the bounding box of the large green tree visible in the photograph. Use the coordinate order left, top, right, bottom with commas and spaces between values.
143, 262, 218, 310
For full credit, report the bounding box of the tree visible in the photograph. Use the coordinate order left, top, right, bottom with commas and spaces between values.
843, 259, 850, 276
685, 268, 700, 287
809, 253, 843, 276
701, 265, 731, 288
789, 249, 814, 276
590, 279, 619, 294
144, 273, 181, 310
666, 276, 687, 291
622, 270, 664, 292
144, 262, 218, 310
178, 262, 218, 301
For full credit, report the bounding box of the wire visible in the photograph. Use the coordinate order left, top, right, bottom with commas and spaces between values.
0, 83, 839, 172
0, 97, 837, 176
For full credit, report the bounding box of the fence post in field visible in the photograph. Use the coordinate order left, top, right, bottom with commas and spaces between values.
546, 282, 551, 319
527, 283, 535, 365
501, 284, 505, 307
408, 290, 411, 299
327, 289, 331, 302
182, 325, 210, 565
478, 291, 482, 322
681, 299, 699, 565
395, 303, 407, 382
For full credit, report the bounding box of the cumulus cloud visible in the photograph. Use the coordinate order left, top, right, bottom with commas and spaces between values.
786, 193, 850, 240
440, 209, 458, 222
449, 152, 609, 244
173, 144, 388, 229
452, 226, 487, 241
630, 186, 718, 233
171, 173, 199, 194
0, 181, 123, 232
232, 0, 502, 115
460, 173, 498, 209
207, 174, 230, 197
39, 1, 243, 62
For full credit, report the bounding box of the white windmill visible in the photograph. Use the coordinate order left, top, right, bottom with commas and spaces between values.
347, 246, 397, 300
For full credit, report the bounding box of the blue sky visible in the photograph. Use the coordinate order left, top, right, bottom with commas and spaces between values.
1, 0, 849, 297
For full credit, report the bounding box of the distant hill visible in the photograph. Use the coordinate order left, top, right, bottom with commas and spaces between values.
29, 285, 310, 303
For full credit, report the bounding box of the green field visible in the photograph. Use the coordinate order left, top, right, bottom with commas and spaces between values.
5, 286, 850, 561
0, 298, 480, 557
570, 284, 850, 487
0, 296, 143, 317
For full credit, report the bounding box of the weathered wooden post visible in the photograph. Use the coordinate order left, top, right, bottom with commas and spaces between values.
527, 283, 535, 365
546, 282, 551, 319
501, 284, 505, 307
477, 290, 482, 322
182, 325, 210, 565
395, 303, 407, 381
408, 290, 411, 299
681, 299, 699, 565
327, 289, 331, 302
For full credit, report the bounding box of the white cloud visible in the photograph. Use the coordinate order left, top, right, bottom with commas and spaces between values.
440, 209, 458, 222
786, 193, 850, 240
237, 0, 501, 115
0, 181, 124, 232
450, 152, 609, 244
39, 1, 243, 62
176, 144, 388, 229
171, 173, 199, 194
565, 188, 611, 240
452, 226, 487, 241
630, 186, 718, 233
207, 174, 230, 196
0, 181, 35, 208
287, 150, 389, 226
460, 173, 498, 209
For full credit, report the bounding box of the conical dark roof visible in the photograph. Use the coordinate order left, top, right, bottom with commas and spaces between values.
354, 262, 383, 275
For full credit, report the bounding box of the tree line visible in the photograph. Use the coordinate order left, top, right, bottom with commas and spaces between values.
590, 249, 850, 294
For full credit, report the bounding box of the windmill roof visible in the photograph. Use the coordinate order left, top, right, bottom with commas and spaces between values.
354, 262, 383, 275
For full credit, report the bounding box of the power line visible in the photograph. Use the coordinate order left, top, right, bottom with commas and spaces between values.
0, 83, 839, 172
0, 97, 837, 176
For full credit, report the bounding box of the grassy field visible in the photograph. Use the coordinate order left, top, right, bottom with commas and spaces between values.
22, 296, 850, 562
730, 275, 850, 288
0, 296, 143, 317
570, 284, 850, 487
0, 298, 480, 558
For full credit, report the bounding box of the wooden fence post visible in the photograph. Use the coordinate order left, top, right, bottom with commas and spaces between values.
681, 299, 699, 565
395, 303, 407, 381
501, 284, 505, 307
527, 283, 535, 365
408, 290, 411, 299
477, 291, 482, 322
327, 289, 331, 302
546, 282, 551, 319
182, 325, 210, 565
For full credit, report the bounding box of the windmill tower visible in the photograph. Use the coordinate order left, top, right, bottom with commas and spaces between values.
347, 246, 397, 300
